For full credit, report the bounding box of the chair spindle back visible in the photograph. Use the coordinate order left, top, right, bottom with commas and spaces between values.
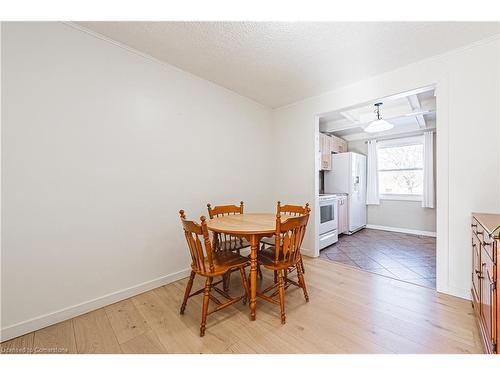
277, 201, 310, 216
179, 210, 215, 274
274, 205, 310, 264
207, 201, 244, 218
207, 201, 245, 251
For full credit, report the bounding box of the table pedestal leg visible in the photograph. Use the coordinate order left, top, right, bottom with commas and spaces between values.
249, 235, 258, 320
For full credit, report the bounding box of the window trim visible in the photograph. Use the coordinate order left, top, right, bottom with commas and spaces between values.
380, 193, 423, 202
377, 135, 423, 149
377, 135, 425, 199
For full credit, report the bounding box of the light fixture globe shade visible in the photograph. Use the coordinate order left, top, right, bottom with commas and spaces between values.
363, 119, 394, 133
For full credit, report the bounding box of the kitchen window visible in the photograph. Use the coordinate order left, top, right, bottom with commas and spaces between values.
377, 136, 424, 201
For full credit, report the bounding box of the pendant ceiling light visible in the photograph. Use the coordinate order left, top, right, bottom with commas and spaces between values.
364, 102, 394, 133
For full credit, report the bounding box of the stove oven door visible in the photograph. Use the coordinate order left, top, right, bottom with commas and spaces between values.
319, 199, 337, 234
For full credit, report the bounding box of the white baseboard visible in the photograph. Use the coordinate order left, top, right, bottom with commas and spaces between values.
300, 248, 316, 258
437, 284, 470, 301
365, 224, 436, 237
0, 268, 191, 343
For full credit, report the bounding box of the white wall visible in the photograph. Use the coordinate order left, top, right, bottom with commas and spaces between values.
347, 138, 436, 234
2, 22, 499, 341
367, 201, 436, 233
1, 22, 273, 340
272, 36, 500, 299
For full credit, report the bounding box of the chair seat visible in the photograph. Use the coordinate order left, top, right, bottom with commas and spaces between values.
258, 246, 292, 270
215, 238, 250, 251
203, 252, 249, 276
260, 235, 277, 247
261, 236, 288, 248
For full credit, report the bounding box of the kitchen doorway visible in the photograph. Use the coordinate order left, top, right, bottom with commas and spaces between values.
315, 86, 437, 289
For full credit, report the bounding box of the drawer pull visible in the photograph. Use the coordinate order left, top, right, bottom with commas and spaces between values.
471, 223, 477, 228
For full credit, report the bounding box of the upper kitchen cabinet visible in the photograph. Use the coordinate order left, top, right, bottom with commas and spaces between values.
319, 133, 347, 170
332, 135, 348, 153
319, 133, 332, 170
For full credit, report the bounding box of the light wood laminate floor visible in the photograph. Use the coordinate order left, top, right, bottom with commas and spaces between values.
1, 258, 483, 354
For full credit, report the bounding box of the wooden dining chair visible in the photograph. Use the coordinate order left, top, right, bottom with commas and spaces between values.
261, 202, 309, 276
179, 210, 250, 337
207, 201, 262, 289
207, 201, 249, 253
257, 208, 310, 324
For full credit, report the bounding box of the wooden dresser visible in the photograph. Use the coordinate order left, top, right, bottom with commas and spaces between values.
471, 213, 500, 354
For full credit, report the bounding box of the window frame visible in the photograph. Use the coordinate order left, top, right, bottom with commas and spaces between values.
377, 136, 424, 202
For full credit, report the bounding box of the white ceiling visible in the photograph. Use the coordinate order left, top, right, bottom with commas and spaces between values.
76, 22, 499, 108
319, 87, 436, 141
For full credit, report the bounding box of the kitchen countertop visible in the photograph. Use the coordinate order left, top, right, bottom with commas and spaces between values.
472, 212, 500, 238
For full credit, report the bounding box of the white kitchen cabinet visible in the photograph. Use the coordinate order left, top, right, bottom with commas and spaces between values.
319, 133, 332, 170
337, 195, 348, 234
330, 134, 348, 154
319, 133, 348, 170
338, 137, 348, 153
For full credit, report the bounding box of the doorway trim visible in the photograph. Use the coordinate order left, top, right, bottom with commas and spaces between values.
311, 80, 454, 297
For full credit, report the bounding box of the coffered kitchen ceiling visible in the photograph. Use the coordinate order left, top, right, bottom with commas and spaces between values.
76, 22, 500, 108
319, 87, 436, 141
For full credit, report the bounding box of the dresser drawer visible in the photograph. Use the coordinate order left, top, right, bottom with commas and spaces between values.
471, 213, 499, 354
472, 234, 482, 308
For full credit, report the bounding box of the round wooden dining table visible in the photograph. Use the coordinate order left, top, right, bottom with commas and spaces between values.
207, 213, 291, 321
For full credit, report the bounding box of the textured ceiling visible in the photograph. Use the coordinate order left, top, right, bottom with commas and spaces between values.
76, 22, 500, 108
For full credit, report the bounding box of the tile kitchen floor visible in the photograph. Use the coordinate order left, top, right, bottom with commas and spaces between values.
319, 228, 436, 288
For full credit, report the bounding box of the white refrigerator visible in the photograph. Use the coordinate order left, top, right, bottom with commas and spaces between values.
324, 152, 367, 234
